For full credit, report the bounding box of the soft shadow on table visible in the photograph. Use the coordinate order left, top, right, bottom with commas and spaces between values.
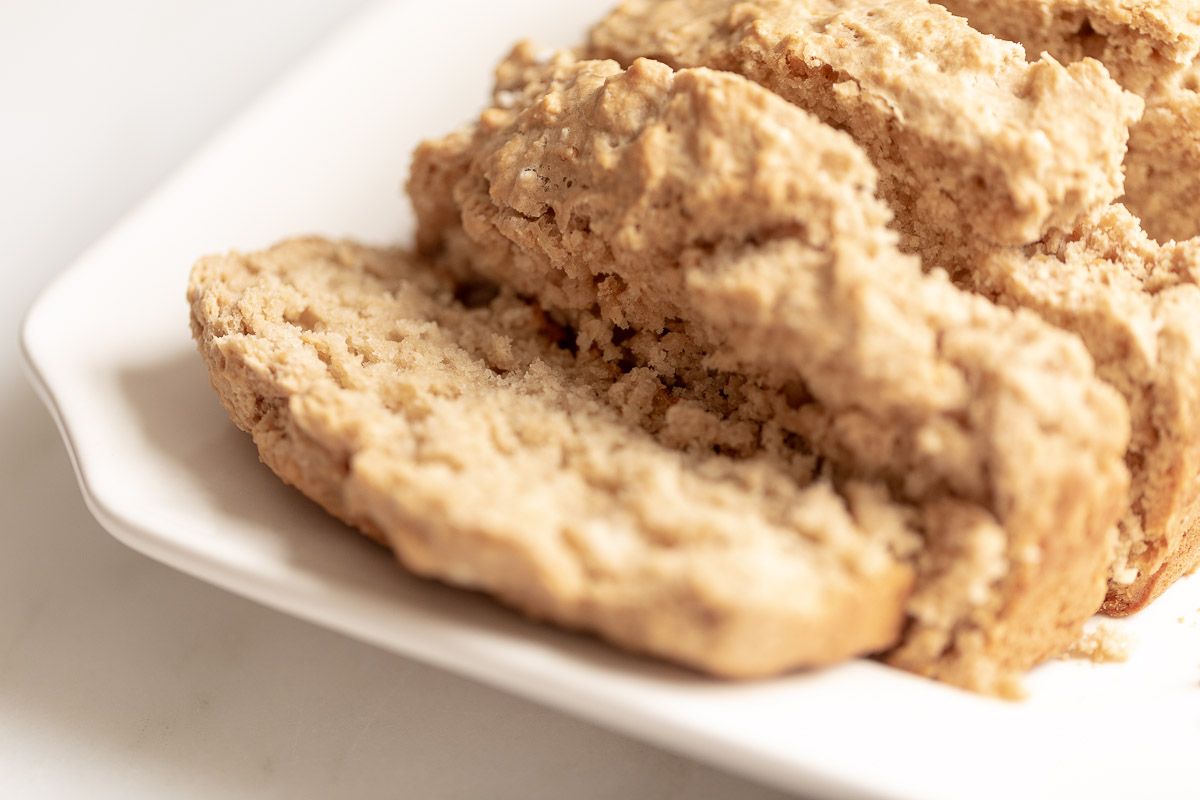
0, 349, 801, 800
117, 349, 333, 535
113, 349, 771, 691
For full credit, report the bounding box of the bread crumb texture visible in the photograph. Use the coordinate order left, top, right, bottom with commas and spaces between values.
190, 238, 917, 681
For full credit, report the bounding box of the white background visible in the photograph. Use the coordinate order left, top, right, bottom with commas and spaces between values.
0, 2, 794, 797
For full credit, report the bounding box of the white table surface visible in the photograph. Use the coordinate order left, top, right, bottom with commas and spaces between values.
0, 3, 795, 797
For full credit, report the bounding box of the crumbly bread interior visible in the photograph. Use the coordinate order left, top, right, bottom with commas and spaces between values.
189, 238, 922, 679
409, 52, 1130, 691
1124, 67, 1200, 243
966, 207, 1200, 612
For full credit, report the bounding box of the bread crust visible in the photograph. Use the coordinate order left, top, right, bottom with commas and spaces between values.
937, 0, 1200, 94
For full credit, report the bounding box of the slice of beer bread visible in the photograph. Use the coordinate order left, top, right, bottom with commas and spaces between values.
408, 54, 1130, 691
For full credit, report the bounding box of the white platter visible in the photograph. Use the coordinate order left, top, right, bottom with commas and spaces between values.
20, 1, 1200, 797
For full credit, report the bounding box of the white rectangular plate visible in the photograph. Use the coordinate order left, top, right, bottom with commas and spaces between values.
21, 2, 1200, 798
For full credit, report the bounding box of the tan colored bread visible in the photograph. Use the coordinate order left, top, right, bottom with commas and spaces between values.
585, 0, 1200, 614
938, 0, 1200, 242
409, 53, 1130, 692
968, 206, 1200, 613
1124, 67, 1200, 243
189, 237, 921, 679
937, 0, 1200, 93
586, 0, 1141, 249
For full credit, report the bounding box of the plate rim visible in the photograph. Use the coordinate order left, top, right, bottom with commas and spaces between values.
19, 289, 884, 800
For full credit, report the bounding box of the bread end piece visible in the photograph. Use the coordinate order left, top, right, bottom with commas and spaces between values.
188, 237, 916, 679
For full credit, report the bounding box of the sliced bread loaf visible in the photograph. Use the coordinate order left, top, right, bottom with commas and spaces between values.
189, 237, 920, 679
408, 53, 1130, 691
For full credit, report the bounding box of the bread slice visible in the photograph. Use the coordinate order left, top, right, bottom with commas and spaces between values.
585, 0, 1200, 614
189, 237, 922, 679
586, 0, 1141, 250
408, 53, 1130, 692
938, 0, 1200, 242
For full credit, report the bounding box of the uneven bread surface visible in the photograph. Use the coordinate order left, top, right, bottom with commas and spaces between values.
937, 0, 1200, 93
587, 0, 1141, 248
410, 52, 1131, 691
586, 0, 1200, 612
189, 238, 922, 679
969, 206, 1200, 612
1124, 70, 1200, 242
939, 0, 1200, 241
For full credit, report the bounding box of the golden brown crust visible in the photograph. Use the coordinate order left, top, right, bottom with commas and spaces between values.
1107, 516, 1200, 614
409, 54, 1131, 691
587, 0, 1140, 248
189, 237, 919, 679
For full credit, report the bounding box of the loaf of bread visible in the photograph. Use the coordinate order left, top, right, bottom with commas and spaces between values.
408, 53, 1129, 691
188, 0, 1200, 695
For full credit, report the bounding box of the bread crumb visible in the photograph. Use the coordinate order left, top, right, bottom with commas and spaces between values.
1062, 625, 1129, 664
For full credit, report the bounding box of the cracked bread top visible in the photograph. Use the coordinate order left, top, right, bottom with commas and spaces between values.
938, 0, 1200, 93
586, 0, 1141, 248
938, 1, 1200, 241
